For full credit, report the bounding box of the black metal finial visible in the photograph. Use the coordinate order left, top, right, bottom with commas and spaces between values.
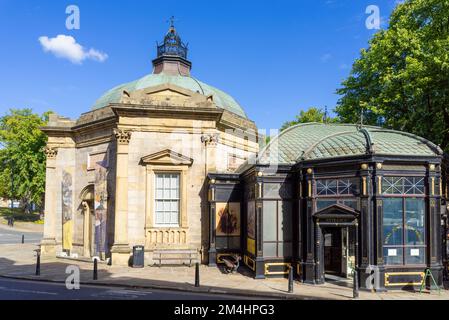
323, 106, 328, 124
167, 16, 177, 29
157, 16, 188, 59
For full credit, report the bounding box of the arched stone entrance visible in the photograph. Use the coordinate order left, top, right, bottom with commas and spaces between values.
80, 185, 95, 258
313, 204, 359, 284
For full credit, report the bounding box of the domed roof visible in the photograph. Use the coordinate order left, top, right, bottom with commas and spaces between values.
256, 123, 443, 165
92, 73, 248, 119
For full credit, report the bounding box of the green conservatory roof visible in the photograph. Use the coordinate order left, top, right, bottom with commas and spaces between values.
92, 73, 248, 119
256, 123, 443, 165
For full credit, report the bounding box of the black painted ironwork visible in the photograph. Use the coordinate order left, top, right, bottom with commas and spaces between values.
288, 266, 294, 293
93, 258, 98, 280
157, 18, 188, 59
195, 262, 200, 287
35, 251, 41, 276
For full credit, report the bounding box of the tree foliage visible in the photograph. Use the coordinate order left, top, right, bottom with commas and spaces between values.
0, 109, 50, 210
280, 107, 339, 132
336, 0, 449, 152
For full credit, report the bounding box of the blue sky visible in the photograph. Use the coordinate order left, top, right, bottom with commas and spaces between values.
0, 0, 399, 130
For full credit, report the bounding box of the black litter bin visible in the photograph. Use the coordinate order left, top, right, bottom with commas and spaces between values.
132, 246, 145, 268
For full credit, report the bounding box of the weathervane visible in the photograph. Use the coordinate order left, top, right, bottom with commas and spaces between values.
167, 16, 178, 28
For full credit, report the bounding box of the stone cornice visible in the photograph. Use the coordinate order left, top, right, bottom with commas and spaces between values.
111, 103, 223, 121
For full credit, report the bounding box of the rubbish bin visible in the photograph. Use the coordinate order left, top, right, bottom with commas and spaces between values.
132, 245, 145, 268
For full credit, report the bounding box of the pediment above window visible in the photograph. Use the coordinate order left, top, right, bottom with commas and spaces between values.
140, 149, 193, 166
313, 204, 359, 221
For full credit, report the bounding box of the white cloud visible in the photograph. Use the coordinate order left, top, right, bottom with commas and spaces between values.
38, 35, 108, 64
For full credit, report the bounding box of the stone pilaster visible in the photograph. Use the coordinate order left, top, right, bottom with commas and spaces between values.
202, 133, 219, 173
111, 129, 132, 266
40, 147, 58, 256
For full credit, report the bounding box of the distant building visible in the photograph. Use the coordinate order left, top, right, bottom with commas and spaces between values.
0, 198, 21, 208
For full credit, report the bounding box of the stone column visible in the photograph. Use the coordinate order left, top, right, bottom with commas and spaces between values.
40, 147, 58, 256
111, 129, 132, 266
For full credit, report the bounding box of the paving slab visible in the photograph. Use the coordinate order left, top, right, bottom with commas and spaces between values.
0, 244, 447, 300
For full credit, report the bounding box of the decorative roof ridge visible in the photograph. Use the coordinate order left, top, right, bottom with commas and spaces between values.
366, 127, 444, 155
257, 122, 322, 163
301, 129, 365, 161
358, 127, 375, 154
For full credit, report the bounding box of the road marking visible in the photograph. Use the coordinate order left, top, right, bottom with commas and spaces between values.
0, 286, 57, 296
91, 289, 152, 300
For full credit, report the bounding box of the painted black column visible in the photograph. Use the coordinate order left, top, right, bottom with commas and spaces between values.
254, 177, 265, 279
373, 163, 387, 292
303, 168, 317, 284
359, 163, 375, 290
296, 172, 304, 281
427, 163, 444, 288
208, 182, 217, 267
314, 220, 324, 284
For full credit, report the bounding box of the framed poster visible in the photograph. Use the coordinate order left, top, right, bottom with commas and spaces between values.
216, 202, 241, 236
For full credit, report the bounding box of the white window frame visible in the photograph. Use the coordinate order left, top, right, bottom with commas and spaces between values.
154, 173, 181, 228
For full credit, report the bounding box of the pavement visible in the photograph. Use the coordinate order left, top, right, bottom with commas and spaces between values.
0, 243, 448, 300
0, 224, 43, 245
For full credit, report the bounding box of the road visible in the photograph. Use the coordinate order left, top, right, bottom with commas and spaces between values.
0, 277, 253, 300
0, 225, 42, 245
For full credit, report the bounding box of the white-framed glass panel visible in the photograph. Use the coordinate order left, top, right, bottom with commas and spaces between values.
382, 177, 425, 195
382, 197, 426, 265
154, 173, 180, 227
316, 178, 360, 197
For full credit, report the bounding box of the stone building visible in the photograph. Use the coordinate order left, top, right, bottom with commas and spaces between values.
40, 24, 259, 265
41, 23, 448, 291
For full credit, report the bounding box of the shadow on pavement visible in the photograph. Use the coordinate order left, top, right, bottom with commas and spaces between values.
0, 254, 329, 300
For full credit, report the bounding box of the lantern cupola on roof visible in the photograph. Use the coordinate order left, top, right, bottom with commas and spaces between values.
153, 17, 192, 76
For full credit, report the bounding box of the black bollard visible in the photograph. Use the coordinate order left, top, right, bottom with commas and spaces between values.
21, 235, 24, 244
93, 258, 98, 280
288, 266, 294, 293
35, 253, 41, 276
353, 269, 359, 299
195, 262, 200, 287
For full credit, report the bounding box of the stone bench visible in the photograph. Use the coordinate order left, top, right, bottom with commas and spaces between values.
152, 249, 198, 267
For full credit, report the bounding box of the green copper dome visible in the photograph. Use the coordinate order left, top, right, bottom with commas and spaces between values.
257, 123, 443, 165
92, 73, 248, 119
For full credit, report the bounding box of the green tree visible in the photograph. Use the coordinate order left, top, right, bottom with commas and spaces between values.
280, 107, 339, 131
0, 109, 51, 211
336, 0, 449, 152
